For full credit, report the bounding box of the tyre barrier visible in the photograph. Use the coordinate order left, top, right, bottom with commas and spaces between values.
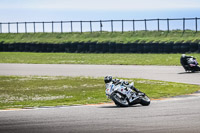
0, 42, 199, 53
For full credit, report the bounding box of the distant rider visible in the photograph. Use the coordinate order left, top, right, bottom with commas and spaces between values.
180, 54, 194, 70
104, 76, 141, 93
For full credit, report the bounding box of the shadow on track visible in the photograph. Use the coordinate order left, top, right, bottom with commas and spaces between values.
99, 104, 142, 108
178, 71, 200, 74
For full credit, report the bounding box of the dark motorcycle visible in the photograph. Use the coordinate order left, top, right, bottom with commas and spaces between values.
181, 57, 200, 72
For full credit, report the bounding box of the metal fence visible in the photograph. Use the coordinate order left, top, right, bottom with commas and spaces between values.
0, 17, 199, 33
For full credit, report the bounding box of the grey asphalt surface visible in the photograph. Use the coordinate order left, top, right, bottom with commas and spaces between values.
0, 63, 200, 133
0, 94, 200, 133
0, 63, 200, 85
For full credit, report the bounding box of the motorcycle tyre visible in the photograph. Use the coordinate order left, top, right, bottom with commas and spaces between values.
140, 95, 151, 106
111, 93, 129, 107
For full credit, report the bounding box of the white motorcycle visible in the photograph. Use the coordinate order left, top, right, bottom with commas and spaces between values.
105, 80, 150, 107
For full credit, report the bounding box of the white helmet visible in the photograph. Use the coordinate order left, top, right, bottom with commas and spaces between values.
104, 76, 112, 83
181, 54, 186, 58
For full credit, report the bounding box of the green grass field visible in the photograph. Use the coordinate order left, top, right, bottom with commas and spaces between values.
0, 52, 200, 65
0, 76, 199, 109
0, 30, 200, 44
1, 31, 200, 109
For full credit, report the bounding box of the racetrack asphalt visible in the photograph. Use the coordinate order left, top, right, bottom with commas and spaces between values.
0, 63, 200, 133
0, 63, 200, 85
0, 93, 200, 133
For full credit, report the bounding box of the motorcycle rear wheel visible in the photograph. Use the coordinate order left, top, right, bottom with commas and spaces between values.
111, 93, 129, 107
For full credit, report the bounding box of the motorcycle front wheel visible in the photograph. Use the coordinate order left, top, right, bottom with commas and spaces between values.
111, 92, 129, 107
140, 95, 151, 106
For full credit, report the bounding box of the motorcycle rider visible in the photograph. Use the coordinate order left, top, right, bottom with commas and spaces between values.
104, 76, 141, 93
180, 54, 195, 70
180, 54, 200, 71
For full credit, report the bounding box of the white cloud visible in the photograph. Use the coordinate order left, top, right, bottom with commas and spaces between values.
1, 0, 200, 10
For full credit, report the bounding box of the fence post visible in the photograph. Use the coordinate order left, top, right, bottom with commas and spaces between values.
17, 22, 19, 33
167, 18, 169, 32
122, 20, 124, 33
144, 19, 147, 31
133, 20, 135, 32
71, 21, 73, 33
195, 17, 198, 32
157, 19, 160, 31
52, 21, 54, 33
80, 21, 82, 33
33, 22, 36, 33
8, 22, 10, 33
183, 18, 185, 32
90, 21, 92, 33
43, 22, 45, 33
25, 22, 27, 33
61, 21, 63, 33
100, 20, 102, 33
111, 20, 113, 33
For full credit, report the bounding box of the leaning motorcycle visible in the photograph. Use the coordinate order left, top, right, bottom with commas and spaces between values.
182, 57, 200, 72
105, 81, 150, 107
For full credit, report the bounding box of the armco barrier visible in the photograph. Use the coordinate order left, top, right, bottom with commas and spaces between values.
180, 43, 190, 53
0, 42, 199, 53
190, 43, 199, 52
152, 43, 159, 53
198, 44, 200, 52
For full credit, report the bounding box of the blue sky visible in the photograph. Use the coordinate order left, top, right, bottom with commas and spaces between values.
1, 0, 200, 21
0, 0, 200, 32
1, 0, 200, 10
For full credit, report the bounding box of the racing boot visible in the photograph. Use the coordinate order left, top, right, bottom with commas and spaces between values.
131, 86, 145, 96
130, 86, 140, 93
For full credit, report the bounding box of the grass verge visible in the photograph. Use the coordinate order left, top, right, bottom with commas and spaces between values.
1, 52, 200, 65
0, 76, 199, 109
0, 31, 200, 44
